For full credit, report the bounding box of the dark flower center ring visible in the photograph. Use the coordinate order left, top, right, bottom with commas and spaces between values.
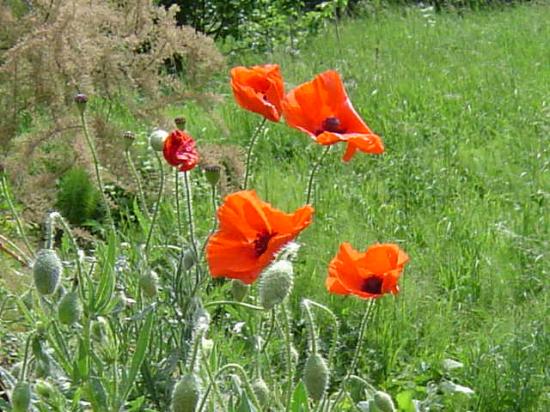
253, 231, 276, 257
315, 116, 346, 135
361, 276, 383, 295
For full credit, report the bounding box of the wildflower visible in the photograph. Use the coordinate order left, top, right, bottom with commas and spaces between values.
206, 190, 313, 284
326, 243, 409, 299
163, 129, 199, 172
230, 64, 285, 122
282, 70, 384, 161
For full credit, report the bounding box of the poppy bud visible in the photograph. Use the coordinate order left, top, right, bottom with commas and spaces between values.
174, 116, 187, 130
35, 380, 55, 400
183, 248, 195, 270
11, 381, 31, 412
149, 129, 169, 152
74, 93, 88, 113
373, 391, 396, 412
171, 374, 200, 412
303, 353, 329, 402
33, 249, 63, 295
58, 291, 82, 325
203, 164, 221, 186
230, 279, 249, 302
122, 130, 135, 150
251, 378, 270, 409
139, 271, 159, 298
259, 260, 293, 310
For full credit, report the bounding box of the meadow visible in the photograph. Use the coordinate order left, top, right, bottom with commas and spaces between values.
1, 3, 549, 411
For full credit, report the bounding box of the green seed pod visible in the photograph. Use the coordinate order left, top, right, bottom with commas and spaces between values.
183, 248, 195, 271
58, 291, 82, 325
11, 381, 31, 412
139, 271, 159, 298
35, 380, 55, 400
259, 260, 293, 310
122, 130, 135, 150
374, 391, 396, 412
251, 378, 270, 409
303, 353, 329, 402
171, 374, 200, 412
203, 164, 221, 186
230, 279, 250, 302
33, 249, 63, 295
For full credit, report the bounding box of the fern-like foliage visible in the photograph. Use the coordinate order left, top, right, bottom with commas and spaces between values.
56, 167, 101, 226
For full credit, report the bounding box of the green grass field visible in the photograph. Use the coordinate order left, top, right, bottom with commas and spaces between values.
1, 3, 549, 411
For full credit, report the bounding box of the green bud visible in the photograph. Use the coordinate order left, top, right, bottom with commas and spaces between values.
58, 291, 81, 325
374, 391, 396, 412
303, 353, 329, 402
149, 129, 168, 152
259, 260, 293, 310
35, 380, 55, 400
33, 249, 62, 295
230, 279, 250, 302
171, 374, 200, 412
139, 270, 159, 298
11, 381, 31, 412
251, 378, 270, 409
203, 164, 221, 186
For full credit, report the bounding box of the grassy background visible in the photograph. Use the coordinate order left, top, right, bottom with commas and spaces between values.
182, 5, 548, 410
1, 3, 548, 411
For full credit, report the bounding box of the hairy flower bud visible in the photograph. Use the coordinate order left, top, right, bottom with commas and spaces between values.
33, 249, 62, 295
303, 353, 329, 402
171, 374, 200, 412
230, 279, 250, 302
374, 391, 396, 412
139, 270, 159, 298
11, 381, 31, 412
149, 129, 169, 152
259, 260, 293, 310
58, 291, 82, 325
251, 378, 270, 409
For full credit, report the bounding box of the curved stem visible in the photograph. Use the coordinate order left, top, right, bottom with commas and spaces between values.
53, 213, 83, 287
125, 149, 150, 219
306, 146, 331, 205
198, 363, 261, 412
79, 111, 115, 232
204, 300, 265, 312
303, 299, 339, 368
302, 300, 318, 354
1, 175, 34, 256
19, 332, 33, 381
260, 308, 276, 352
174, 169, 182, 240
242, 118, 267, 189
200, 183, 218, 258
332, 300, 375, 410
145, 152, 165, 255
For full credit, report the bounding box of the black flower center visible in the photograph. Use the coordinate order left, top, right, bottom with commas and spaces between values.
361, 276, 383, 295
315, 116, 346, 136
253, 231, 276, 257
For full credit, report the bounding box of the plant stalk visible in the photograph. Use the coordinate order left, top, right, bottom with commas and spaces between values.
243, 118, 267, 190
306, 146, 331, 205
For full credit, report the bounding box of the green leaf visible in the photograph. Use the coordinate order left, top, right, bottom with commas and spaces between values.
291, 382, 310, 412
396, 390, 417, 412
93, 232, 117, 314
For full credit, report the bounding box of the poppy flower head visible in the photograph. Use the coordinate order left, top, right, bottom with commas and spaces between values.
163, 129, 199, 172
282, 70, 384, 161
230, 64, 285, 122
326, 243, 409, 299
206, 190, 313, 284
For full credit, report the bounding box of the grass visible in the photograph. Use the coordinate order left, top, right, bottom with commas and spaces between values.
1, 3, 549, 411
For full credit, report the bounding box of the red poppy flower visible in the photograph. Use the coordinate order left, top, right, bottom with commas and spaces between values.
163, 129, 199, 172
206, 190, 313, 284
326, 243, 409, 299
230, 64, 285, 122
282, 70, 384, 161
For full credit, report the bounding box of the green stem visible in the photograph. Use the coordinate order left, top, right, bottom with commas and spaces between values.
332, 300, 375, 410
79, 111, 115, 232
306, 146, 331, 205
125, 149, 150, 219
260, 308, 276, 352
204, 300, 265, 312
303, 299, 339, 368
242, 118, 267, 190
174, 169, 182, 240
301, 300, 318, 355
53, 213, 84, 293
19, 333, 33, 381
183, 170, 197, 258
280, 304, 294, 412
0, 175, 34, 256
145, 152, 165, 256
200, 184, 218, 258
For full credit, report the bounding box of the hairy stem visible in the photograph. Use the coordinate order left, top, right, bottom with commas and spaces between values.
243, 118, 267, 190
280, 304, 294, 412
145, 152, 165, 255
306, 146, 331, 205
125, 149, 150, 219
183, 170, 197, 258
